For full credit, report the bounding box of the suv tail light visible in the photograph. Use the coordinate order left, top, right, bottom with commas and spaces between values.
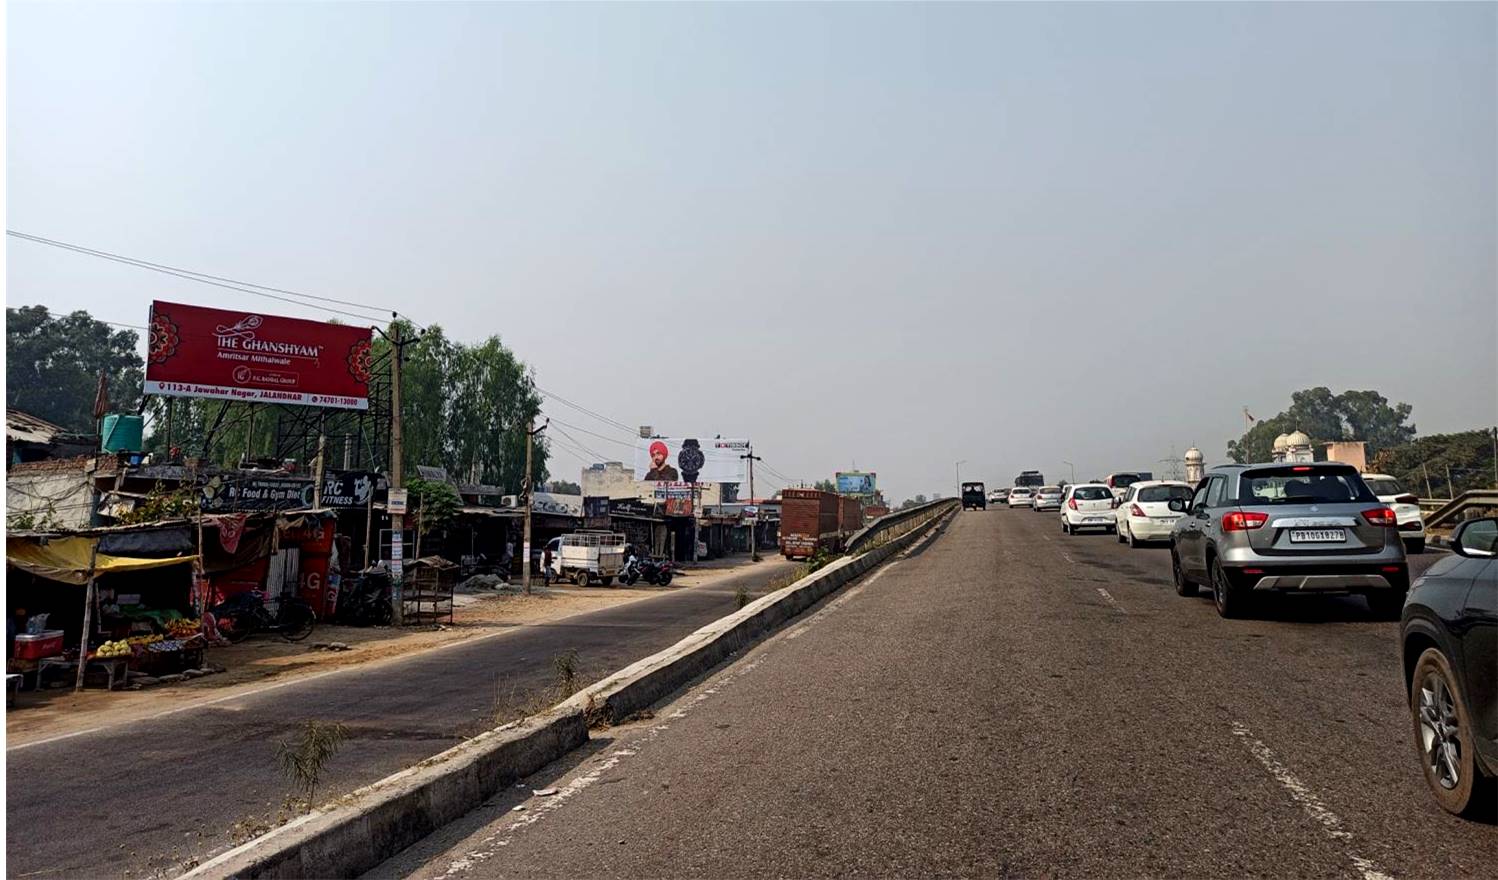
1067, 498, 1077, 510
1362, 507, 1397, 527
1129, 504, 1145, 517
1221, 511, 1269, 531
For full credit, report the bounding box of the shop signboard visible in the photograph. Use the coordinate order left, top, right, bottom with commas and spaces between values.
635, 437, 748, 484
653, 481, 695, 517
145, 300, 373, 410
199, 474, 313, 512
532, 492, 583, 518
583, 496, 611, 529
320, 471, 384, 508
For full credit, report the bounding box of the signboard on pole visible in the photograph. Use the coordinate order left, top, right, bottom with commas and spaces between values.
145, 301, 373, 410
635, 437, 748, 484
653, 481, 695, 516
319, 471, 384, 508
387, 488, 409, 515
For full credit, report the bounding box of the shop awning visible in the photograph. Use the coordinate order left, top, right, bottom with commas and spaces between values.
6, 536, 195, 585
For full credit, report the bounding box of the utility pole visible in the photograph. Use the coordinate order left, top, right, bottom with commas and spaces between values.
377, 316, 421, 625
521, 417, 548, 595
243, 404, 255, 465
955, 460, 966, 496
312, 415, 327, 508
1063, 460, 1076, 484
742, 447, 762, 561
1492, 426, 1497, 488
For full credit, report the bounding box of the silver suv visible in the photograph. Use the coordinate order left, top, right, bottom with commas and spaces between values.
1168, 463, 1408, 619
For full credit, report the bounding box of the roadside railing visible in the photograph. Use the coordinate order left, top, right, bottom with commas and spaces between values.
845, 497, 960, 555
1423, 489, 1498, 531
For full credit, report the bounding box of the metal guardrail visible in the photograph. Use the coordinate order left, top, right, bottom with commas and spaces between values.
1423, 489, 1498, 531
845, 497, 960, 555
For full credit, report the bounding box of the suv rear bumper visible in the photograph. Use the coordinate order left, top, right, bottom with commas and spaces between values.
1224, 563, 1409, 594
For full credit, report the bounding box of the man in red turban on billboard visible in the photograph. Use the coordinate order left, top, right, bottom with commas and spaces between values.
644, 440, 679, 481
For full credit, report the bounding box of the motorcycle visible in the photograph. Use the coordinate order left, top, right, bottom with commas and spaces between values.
336, 570, 394, 627
209, 590, 317, 643
637, 557, 675, 587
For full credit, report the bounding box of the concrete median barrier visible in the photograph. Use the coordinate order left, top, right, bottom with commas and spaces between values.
183, 501, 954, 879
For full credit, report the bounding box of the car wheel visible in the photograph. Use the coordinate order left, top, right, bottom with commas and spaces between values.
575, 571, 590, 588
1210, 558, 1249, 618
1061, 520, 1070, 535
1126, 525, 1138, 548
1405, 538, 1425, 555
1171, 548, 1197, 597
1410, 647, 1497, 817
1366, 589, 1407, 621
1117, 525, 1126, 544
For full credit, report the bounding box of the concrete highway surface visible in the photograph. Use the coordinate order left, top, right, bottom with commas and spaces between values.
375, 509, 1491, 880
4, 560, 797, 879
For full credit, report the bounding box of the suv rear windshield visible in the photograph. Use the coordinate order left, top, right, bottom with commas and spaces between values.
1110, 473, 1141, 487
1238, 467, 1377, 505
1138, 485, 1192, 503
1363, 477, 1405, 496
1073, 487, 1111, 501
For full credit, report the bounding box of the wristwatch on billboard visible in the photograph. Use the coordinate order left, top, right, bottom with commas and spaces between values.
678, 439, 705, 483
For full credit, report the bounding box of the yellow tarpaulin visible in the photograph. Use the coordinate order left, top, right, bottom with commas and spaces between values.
6, 536, 195, 585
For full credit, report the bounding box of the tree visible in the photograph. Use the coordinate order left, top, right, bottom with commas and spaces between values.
1228, 387, 1416, 463
1370, 429, 1496, 499
407, 476, 462, 558
547, 480, 582, 495
813, 479, 837, 493
6, 306, 144, 431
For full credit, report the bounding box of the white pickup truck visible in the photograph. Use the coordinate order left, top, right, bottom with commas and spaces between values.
542, 531, 626, 587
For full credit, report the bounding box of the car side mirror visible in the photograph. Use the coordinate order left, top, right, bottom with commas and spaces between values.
1167, 499, 1187, 513
1451, 519, 1497, 558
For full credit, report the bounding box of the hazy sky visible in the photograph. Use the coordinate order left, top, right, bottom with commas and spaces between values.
8, 2, 1496, 502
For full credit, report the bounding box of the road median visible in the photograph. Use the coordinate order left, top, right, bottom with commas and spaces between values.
182, 501, 956, 879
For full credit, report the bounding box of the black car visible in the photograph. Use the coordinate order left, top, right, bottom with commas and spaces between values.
961, 482, 986, 510
1400, 517, 1497, 817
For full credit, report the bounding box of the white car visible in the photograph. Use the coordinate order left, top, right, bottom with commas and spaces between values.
1362, 472, 1426, 553
1060, 483, 1116, 534
1113, 480, 1193, 548
1007, 487, 1034, 508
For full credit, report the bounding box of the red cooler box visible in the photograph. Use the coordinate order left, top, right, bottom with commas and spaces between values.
14, 630, 65, 660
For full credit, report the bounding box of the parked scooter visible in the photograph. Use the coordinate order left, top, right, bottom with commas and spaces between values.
620, 554, 644, 586
208, 590, 316, 643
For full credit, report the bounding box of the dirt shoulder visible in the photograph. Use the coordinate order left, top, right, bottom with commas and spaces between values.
6, 556, 781, 747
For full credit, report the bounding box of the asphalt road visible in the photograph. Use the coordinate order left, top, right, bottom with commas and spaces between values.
376, 509, 1490, 880
4, 559, 798, 879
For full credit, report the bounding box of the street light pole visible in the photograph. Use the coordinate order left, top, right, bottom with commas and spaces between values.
955, 460, 967, 497
1063, 460, 1076, 484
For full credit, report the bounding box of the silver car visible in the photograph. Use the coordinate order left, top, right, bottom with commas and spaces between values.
1168, 463, 1408, 619
1032, 485, 1064, 512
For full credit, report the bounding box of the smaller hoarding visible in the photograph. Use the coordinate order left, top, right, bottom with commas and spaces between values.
387, 488, 409, 515
653, 481, 695, 516
836, 471, 877, 495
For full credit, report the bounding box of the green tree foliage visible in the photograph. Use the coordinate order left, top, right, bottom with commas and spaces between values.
6, 306, 144, 431
547, 480, 582, 495
1370, 429, 1497, 499
372, 320, 547, 492
813, 479, 837, 493
1228, 387, 1415, 463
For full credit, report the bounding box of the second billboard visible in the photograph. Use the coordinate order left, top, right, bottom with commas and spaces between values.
635, 437, 748, 484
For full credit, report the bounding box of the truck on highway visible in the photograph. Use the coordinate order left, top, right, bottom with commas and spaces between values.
838, 495, 865, 535
962, 482, 987, 510
780, 489, 841, 559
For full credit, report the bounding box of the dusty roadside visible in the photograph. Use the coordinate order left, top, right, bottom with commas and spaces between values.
6, 557, 778, 747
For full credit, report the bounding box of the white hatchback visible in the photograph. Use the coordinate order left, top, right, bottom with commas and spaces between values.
1362, 473, 1427, 553
1007, 487, 1034, 508
1113, 480, 1193, 547
1061, 484, 1116, 534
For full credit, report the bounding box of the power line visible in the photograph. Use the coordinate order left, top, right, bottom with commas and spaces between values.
545, 415, 635, 450
533, 385, 634, 434
8, 230, 397, 325
549, 424, 610, 464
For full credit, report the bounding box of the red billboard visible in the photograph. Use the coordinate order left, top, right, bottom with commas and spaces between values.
145, 301, 373, 410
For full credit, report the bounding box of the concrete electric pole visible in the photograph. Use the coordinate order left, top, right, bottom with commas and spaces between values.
521, 417, 548, 595
742, 447, 762, 561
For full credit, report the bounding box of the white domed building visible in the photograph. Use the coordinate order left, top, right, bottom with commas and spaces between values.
1284, 430, 1315, 463
1271, 433, 1292, 462
1184, 447, 1205, 482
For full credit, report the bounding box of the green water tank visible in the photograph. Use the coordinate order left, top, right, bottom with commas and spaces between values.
101, 413, 144, 453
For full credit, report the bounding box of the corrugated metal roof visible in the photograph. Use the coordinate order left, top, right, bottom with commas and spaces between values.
6, 410, 67, 445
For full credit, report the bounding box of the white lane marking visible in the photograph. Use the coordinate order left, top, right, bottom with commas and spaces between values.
1095, 588, 1126, 614
1061, 553, 1076, 564
1230, 722, 1393, 880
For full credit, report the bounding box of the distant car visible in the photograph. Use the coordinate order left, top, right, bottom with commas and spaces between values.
1032, 485, 1063, 512
1114, 480, 1193, 547
1104, 472, 1144, 500
1061, 483, 1116, 534
1169, 463, 1408, 619
1400, 517, 1497, 816
988, 488, 1010, 504
1363, 472, 1427, 554
1007, 487, 1034, 509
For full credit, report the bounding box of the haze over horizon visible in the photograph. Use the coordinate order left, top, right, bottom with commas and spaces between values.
7, 2, 1495, 503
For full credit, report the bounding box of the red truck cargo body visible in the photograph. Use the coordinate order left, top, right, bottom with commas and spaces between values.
838, 496, 864, 537
864, 504, 890, 521
780, 489, 840, 559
